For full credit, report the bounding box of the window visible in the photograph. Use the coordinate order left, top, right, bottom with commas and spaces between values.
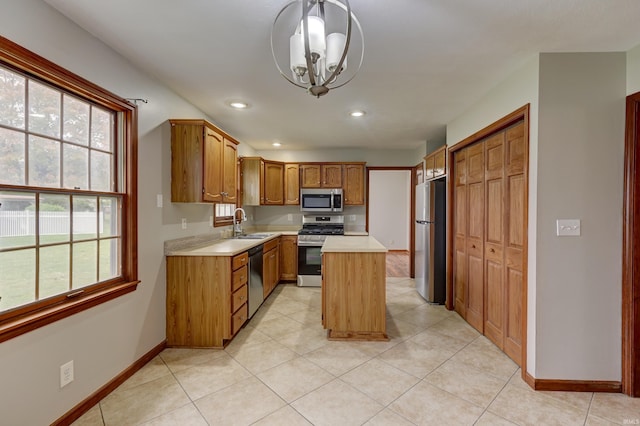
0, 36, 138, 343
214, 203, 235, 227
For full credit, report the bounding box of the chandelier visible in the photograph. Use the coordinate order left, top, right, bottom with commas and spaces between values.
271, 0, 364, 98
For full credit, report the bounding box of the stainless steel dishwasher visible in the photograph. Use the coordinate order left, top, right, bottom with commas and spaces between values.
247, 244, 264, 318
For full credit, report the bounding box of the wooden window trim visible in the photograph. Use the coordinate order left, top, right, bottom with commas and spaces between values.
0, 36, 139, 342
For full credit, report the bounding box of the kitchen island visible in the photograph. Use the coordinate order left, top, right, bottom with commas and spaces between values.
321, 235, 388, 341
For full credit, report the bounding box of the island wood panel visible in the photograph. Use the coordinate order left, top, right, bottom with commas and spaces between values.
166, 256, 231, 347
322, 251, 387, 340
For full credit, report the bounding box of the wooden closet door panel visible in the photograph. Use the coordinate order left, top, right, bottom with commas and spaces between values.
466, 178, 484, 332
484, 132, 506, 349
453, 150, 467, 317
504, 121, 526, 364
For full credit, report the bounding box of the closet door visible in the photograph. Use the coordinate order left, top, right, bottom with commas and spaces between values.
465, 142, 485, 332
504, 122, 526, 363
484, 132, 506, 348
453, 149, 467, 318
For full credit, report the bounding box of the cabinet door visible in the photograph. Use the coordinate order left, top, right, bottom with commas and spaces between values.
203, 127, 224, 202
343, 164, 365, 205
322, 164, 342, 187
465, 142, 485, 333
433, 146, 446, 177
484, 132, 505, 349
300, 164, 321, 188
263, 161, 284, 205
279, 236, 298, 280
284, 163, 300, 205
453, 149, 467, 318
222, 138, 238, 203
170, 122, 204, 202
424, 154, 435, 180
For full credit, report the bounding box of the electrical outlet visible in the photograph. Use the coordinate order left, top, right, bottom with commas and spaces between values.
60, 360, 74, 388
156, 194, 163, 208
209, 216, 213, 227
350, 214, 356, 221
181, 218, 187, 229
287, 214, 293, 222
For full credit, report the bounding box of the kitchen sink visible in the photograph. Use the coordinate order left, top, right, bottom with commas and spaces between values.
233, 233, 272, 239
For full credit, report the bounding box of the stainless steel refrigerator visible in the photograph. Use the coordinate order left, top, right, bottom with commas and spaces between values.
415, 178, 446, 303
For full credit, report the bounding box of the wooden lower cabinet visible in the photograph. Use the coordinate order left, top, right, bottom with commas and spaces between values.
322, 251, 388, 341
263, 238, 280, 298
166, 252, 248, 348
452, 119, 527, 365
279, 235, 298, 281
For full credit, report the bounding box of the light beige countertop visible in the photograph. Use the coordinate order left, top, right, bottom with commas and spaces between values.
344, 231, 369, 236
321, 235, 387, 253
166, 233, 281, 256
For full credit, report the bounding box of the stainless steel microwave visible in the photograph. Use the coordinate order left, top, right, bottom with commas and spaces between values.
300, 188, 343, 213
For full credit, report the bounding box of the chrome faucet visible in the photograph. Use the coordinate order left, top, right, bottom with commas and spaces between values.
233, 207, 247, 236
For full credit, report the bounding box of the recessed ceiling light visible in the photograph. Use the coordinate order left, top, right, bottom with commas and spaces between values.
272, 142, 282, 147
229, 101, 249, 109
350, 110, 366, 117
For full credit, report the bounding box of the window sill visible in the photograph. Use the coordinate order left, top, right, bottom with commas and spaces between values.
0, 280, 140, 344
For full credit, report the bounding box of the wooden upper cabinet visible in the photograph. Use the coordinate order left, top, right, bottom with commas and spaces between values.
284, 163, 300, 205
322, 164, 343, 187
300, 164, 321, 188
343, 163, 365, 205
263, 161, 284, 205
222, 138, 238, 203
300, 163, 342, 188
170, 119, 238, 203
433, 146, 446, 177
423, 145, 447, 181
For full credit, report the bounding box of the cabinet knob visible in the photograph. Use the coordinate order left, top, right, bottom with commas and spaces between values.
239, 295, 244, 300
472, 244, 476, 249
490, 248, 495, 253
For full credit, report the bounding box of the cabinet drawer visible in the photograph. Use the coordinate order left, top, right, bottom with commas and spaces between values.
231, 303, 248, 336
232, 265, 248, 292
232, 285, 248, 313
232, 252, 248, 270
264, 238, 279, 252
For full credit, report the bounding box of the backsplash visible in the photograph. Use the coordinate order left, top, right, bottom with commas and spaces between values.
252, 205, 366, 232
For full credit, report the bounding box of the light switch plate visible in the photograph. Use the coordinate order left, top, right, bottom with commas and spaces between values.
556, 219, 581, 236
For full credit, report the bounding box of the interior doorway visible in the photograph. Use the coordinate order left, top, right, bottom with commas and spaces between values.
367, 167, 413, 277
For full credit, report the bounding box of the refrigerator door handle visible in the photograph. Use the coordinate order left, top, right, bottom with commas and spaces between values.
416, 220, 431, 224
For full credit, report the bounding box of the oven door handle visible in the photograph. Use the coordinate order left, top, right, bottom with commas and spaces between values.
297, 240, 324, 247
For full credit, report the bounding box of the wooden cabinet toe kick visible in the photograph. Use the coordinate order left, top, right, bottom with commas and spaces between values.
326, 330, 389, 341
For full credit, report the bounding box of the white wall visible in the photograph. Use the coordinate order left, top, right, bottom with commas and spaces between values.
446, 56, 540, 374
535, 53, 625, 380
627, 43, 640, 94
257, 147, 418, 166
0, 1, 256, 424
368, 170, 411, 250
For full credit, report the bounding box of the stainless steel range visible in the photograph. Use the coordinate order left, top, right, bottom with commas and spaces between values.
297, 215, 344, 287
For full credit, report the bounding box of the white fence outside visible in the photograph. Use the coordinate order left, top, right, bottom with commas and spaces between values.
0, 211, 104, 237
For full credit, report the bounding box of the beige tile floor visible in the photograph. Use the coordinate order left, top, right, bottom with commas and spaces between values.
74, 278, 640, 426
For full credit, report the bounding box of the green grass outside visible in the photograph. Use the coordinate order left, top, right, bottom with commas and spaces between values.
0, 234, 118, 312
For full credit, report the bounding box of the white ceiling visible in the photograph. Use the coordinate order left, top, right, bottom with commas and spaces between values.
44, 0, 640, 151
